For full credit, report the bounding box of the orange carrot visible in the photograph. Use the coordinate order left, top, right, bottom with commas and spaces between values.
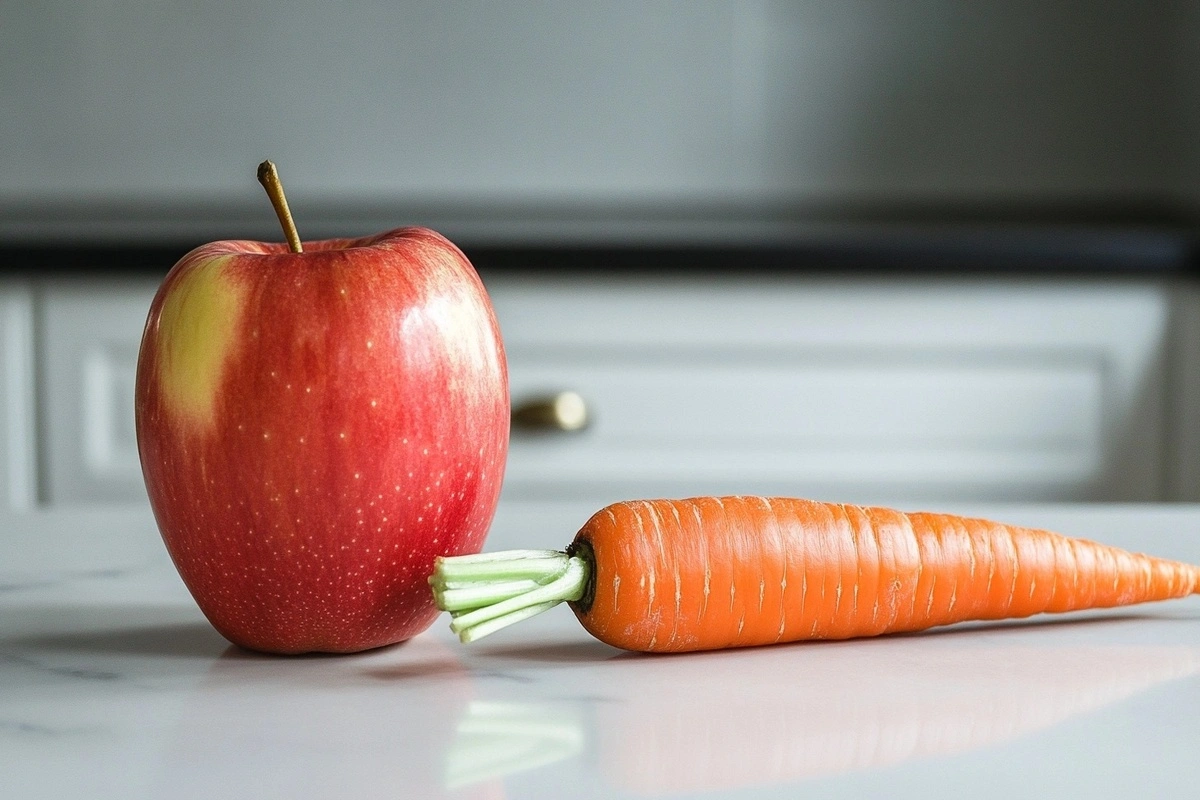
430, 496, 1200, 653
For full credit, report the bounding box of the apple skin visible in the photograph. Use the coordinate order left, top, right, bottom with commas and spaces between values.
135, 227, 508, 654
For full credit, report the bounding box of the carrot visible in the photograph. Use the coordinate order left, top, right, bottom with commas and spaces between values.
429, 496, 1200, 653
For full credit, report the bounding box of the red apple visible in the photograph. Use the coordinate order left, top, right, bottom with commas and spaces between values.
135, 163, 508, 654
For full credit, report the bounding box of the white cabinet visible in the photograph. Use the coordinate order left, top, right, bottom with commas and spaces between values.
0, 282, 36, 510
0, 272, 1188, 509
495, 276, 1171, 504
37, 279, 162, 505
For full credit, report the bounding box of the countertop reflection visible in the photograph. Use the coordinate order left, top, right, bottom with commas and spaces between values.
4, 504, 1200, 799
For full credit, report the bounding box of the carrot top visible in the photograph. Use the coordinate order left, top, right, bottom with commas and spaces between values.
430, 549, 589, 642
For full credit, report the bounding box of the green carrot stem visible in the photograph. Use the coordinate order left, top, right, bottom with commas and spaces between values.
435, 557, 570, 583
436, 579, 543, 612
430, 550, 591, 643
459, 601, 561, 644
438, 549, 563, 564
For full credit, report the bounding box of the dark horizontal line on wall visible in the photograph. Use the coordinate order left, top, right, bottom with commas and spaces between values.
1, 196, 1198, 276
466, 234, 1198, 277
2, 237, 1195, 279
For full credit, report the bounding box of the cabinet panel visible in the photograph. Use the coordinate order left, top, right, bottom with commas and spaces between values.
494, 276, 1167, 503
514, 354, 1102, 445
507, 353, 1107, 501
0, 283, 36, 510
38, 279, 160, 505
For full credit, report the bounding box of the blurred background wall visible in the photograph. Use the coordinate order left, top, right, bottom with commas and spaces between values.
5, 1, 1200, 509
1, 1, 1196, 241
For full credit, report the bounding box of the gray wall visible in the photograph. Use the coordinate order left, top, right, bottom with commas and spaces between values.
1174, 0, 1200, 204
1, 1, 1194, 239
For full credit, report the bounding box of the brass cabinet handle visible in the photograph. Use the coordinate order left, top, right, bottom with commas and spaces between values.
511, 391, 590, 432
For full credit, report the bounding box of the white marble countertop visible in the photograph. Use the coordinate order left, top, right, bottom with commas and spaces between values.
4, 501, 1200, 799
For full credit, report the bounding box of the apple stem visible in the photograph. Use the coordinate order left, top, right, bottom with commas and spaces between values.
257, 160, 303, 253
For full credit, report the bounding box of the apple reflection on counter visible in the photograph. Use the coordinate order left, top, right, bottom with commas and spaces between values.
152, 636, 507, 800
447, 633, 1200, 796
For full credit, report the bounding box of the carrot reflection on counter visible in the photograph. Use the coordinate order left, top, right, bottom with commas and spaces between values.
430, 496, 1200, 653
592, 643, 1200, 793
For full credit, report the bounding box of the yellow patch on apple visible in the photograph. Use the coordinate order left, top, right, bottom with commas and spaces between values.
155, 255, 246, 429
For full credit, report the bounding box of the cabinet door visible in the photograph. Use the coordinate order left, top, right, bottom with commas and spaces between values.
0, 282, 36, 510
492, 276, 1169, 504
38, 279, 160, 505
